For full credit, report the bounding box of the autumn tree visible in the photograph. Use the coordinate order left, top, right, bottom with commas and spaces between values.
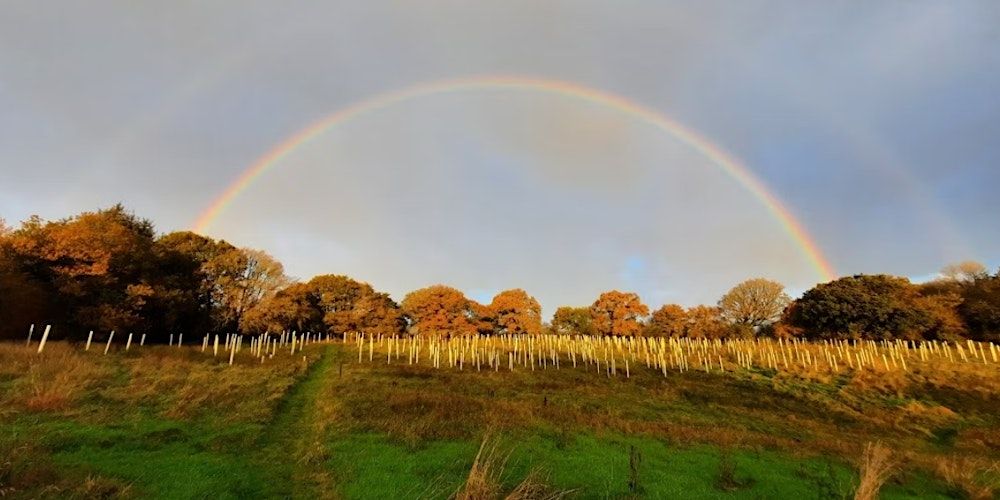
644, 304, 687, 337
351, 290, 406, 336
685, 305, 726, 339
150, 232, 231, 335
241, 282, 322, 333
213, 248, 288, 332
241, 275, 404, 336
0, 236, 49, 340
941, 261, 988, 283
0, 207, 321, 339
308, 275, 374, 334
550, 306, 596, 336
401, 285, 480, 336
488, 289, 542, 335
915, 291, 967, 341
2, 206, 159, 335
470, 301, 498, 336
958, 271, 1000, 341
589, 291, 648, 336
717, 278, 791, 329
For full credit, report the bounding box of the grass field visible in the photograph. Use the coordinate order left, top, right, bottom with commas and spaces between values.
2, 337, 998, 499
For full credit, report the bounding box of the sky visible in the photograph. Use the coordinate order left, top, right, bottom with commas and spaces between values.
1, 1, 998, 314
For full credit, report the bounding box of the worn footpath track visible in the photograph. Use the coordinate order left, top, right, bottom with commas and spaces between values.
256, 344, 344, 499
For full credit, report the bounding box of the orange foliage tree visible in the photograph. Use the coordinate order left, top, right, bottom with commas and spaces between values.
644, 304, 687, 337
685, 305, 727, 339
242, 275, 404, 336
488, 289, 542, 335
2, 206, 158, 334
241, 282, 322, 333
589, 291, 648, 336
401, 285, 480, 336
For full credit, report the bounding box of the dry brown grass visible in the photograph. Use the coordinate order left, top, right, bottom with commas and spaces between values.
854, 441, 896, 500
107, 350, 308, 422
452, 436, 573, 500
76, 475, 134, 499
0, 340, 318, 424
506, 472, 573, 500
927, 455, 998, 500
0, 437, 132, 499
319, 334, 1000, 499
0, 342, 112, 413
453, 437, 506, 500
339, 362, 861, 458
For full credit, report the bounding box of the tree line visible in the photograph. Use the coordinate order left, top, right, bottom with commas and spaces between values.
1, 206, 998, 342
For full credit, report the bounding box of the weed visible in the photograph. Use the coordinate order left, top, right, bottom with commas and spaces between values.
627, 444, 642, 495
714, 450, 754, 492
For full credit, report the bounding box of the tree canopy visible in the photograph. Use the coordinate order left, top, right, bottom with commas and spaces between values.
488, 289, 542, 335
550, 306, 596, 336
401, 285, 480, 337
589, 291, 648, 336
718, 278, 790, 328
2, 207, 998, 343
786, 275, 935, 340
644, 304, 687, 337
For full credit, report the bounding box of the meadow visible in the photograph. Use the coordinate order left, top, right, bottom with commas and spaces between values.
2, 333, 998, 499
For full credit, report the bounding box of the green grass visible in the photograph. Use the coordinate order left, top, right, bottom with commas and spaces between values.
3, 412, 280, 498
2, 340, 998, 498
325, 431, 960, 499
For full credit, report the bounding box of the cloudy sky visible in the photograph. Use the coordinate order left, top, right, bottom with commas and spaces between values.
2, 1, 998, 313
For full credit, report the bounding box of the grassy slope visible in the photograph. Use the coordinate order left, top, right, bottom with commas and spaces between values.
321, 344, 990, 499
0, 342, 326, 498
2, 341, 998, 498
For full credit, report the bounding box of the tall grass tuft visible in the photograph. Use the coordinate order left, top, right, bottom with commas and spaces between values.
854, 441, 896, 500
454, 437, 506, 500
453, 435, 573, 500
930, 456, 997, 500
0, 342, 109, 412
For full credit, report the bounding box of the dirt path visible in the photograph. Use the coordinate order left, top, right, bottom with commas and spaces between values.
257, 344, 343, 499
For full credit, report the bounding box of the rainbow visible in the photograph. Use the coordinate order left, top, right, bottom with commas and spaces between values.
191, 75, 836, 281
